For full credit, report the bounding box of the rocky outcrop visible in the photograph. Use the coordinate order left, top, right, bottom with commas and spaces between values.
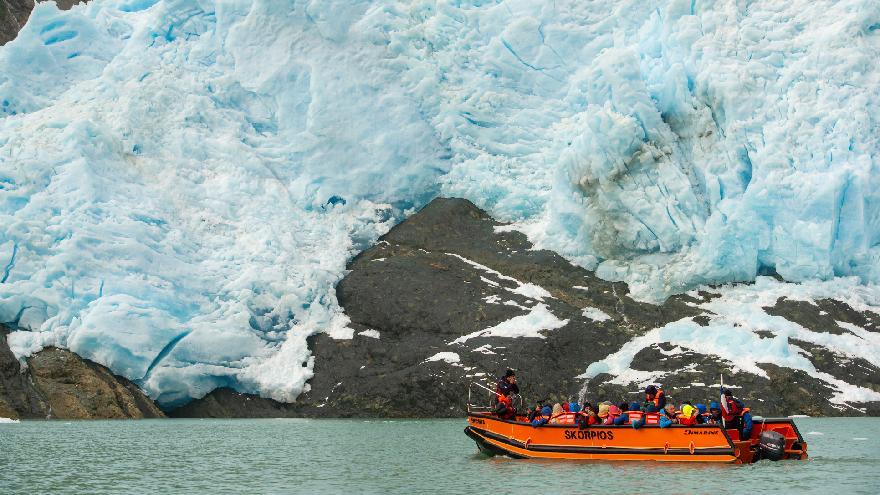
1, 326, 164, 419
176, 197, 879, 418
168, 388, 298, 418
0, 0, 84, 46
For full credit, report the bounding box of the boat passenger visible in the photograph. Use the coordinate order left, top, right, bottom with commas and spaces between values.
627, 402, 645, 428
577, 403, 600, 428
568, 402, 581, 413
532, 405, 552, 426
644, 404, 661, 425
664, 404, 679, 422
679, 403, 699, 426
708, 402, 723, 424
721, 389, 745, 427
549, 403, 565, 423
695, 403, 709, 424
658, 407, 674, 428
496, 369, 519, 399
597, 403, 610, 424
613, 402, 630, 425
644, 385, 666, 410
527, 404, 541, 422
562, 402, 570, 413
740, 408, 754, 439
494, 392, 517, 420
605, 404, 625, 425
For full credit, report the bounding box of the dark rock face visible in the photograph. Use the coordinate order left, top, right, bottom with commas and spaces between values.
169, 388, 297, 419
1, 326, 163, 419
0, 326, 49, 419
178, 198, 880, 419
0, 0, 85, 46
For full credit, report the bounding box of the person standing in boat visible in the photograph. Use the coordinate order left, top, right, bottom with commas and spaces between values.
644, 385, 666, 410
495, 369, 519, 398
493, 369, 519, 419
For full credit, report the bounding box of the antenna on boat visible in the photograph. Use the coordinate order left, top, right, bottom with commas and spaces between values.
720, 374, 726, 429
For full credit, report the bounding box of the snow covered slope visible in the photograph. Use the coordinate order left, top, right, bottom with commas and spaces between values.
0, 0, 878, 406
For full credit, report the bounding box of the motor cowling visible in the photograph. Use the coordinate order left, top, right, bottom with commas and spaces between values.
758, 431, 786, 461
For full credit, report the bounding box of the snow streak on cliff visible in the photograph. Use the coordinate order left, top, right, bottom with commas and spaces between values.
0, 0, 878, 405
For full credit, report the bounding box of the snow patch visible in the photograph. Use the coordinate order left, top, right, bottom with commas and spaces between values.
451, 304, 568, 344
357, 329, 380, 339
424, 352, 461, 365
581, 278, 880, 405
446, 254, 552, 301
582, 307, 612, 322
0, 417, 20, 424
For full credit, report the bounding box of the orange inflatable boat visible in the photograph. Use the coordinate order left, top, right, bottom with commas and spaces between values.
464, 412, 808, 463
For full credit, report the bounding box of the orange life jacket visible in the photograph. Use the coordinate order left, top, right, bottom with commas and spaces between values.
628, 411, 644, 424
648, 389, 665, 407
645, 412, 660, 425
551, 412, 577, 424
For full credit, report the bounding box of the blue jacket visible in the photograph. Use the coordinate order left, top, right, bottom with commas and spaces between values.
741, 411, 754, 438
613, 413, 629, 426
658, 410, 673, 428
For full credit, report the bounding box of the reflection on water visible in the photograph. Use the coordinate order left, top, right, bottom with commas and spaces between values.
1, 418, 878, 494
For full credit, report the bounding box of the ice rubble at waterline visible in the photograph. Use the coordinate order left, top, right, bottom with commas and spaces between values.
0, 0, 878, 405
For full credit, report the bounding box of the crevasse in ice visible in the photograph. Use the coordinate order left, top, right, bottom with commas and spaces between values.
0, 0, 878, 405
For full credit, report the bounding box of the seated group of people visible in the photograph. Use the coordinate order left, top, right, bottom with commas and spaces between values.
494, 371, 754, 439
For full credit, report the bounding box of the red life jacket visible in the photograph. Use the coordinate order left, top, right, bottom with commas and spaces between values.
628, 411, 644, 424
679, 415, 698, 426
722, 397, 743, 421
645, 412, 660, 425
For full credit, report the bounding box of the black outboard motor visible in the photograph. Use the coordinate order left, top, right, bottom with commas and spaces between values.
758, 431, 786, 461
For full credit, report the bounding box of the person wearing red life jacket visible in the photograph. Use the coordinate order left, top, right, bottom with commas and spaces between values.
493, 369, 519, 419
678, 403, 699, 426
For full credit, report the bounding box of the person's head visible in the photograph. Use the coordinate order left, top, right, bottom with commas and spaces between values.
569, 402, 581, 413
681, 404, 695, 418
552, 403, 563, 416
618, 402, 629, 412
598, 403, 610, 418
645, 385, 657, 398
664, 404, 677, 416
541, 405, 552, 417
504, 369, 517, 384
629, 401, 641, 412
696, 404, 707, 415
609, 405, 621, 417
709, 401, 721, 415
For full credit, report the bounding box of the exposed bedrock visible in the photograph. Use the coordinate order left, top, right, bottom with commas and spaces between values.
1, 325, 164, 419
175, 197, 879, 418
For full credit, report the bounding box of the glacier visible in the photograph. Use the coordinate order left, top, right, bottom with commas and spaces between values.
0, 0, 878, 406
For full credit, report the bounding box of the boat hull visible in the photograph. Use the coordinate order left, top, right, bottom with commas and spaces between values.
465, 413, 807, 463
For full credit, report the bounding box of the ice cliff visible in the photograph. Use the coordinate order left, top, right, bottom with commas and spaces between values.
0, 0, 878, 406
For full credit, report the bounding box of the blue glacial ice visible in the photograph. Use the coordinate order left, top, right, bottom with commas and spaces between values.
0, 0, 878, 405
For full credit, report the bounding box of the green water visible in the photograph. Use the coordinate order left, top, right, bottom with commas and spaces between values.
1, 418, 878, 494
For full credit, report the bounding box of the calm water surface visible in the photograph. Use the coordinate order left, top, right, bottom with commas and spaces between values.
1, 418, 878, 494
